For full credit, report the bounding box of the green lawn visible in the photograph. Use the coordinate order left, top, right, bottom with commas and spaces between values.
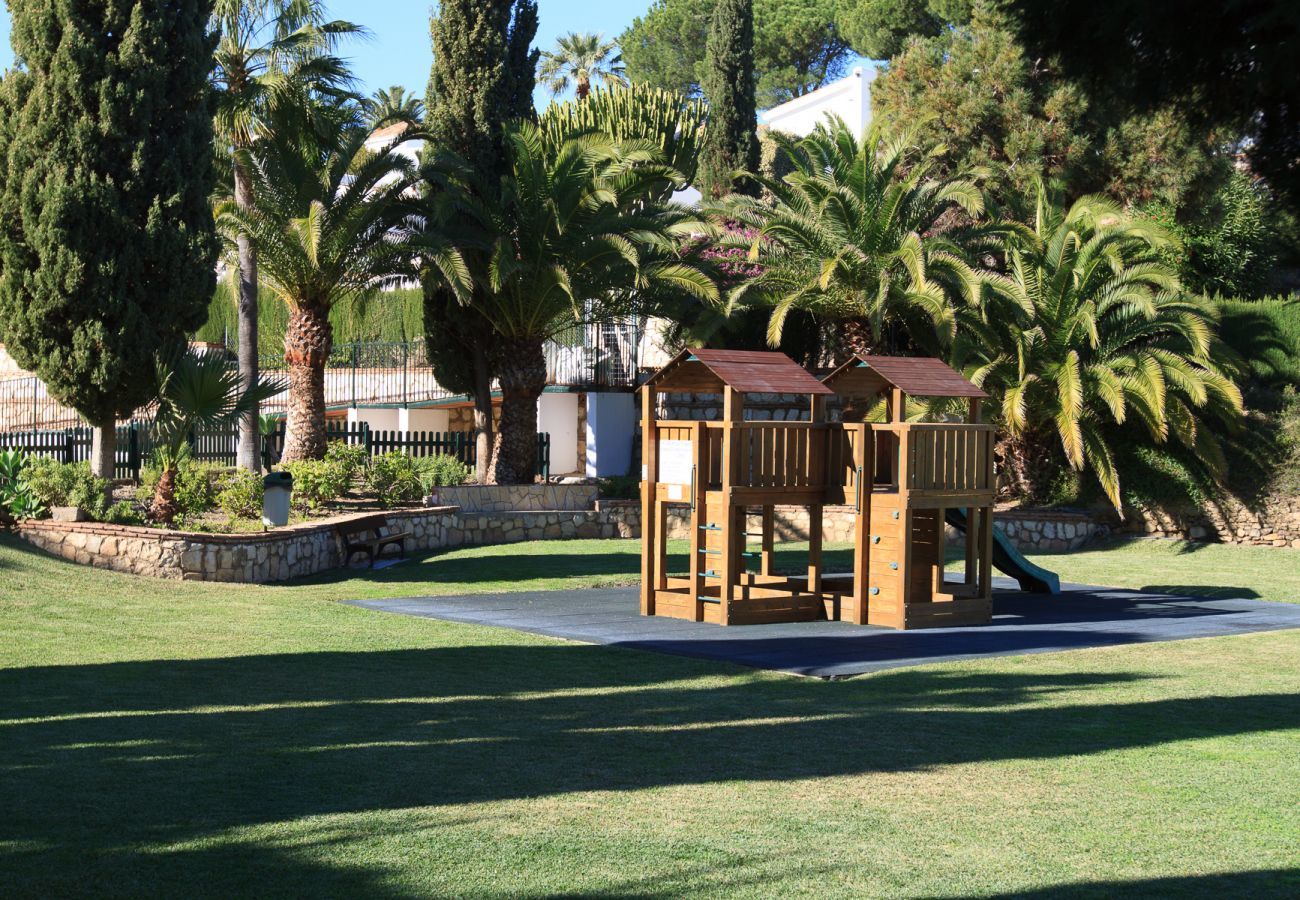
1, 534, 1298, 897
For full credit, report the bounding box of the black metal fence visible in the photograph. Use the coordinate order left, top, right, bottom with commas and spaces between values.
2, 422, 552, 482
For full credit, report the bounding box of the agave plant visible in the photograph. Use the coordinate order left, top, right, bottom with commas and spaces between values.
714, 117, 999, 356
0, 449, 44, 521
961, 184, 1244, 512
149, 351, 283, 524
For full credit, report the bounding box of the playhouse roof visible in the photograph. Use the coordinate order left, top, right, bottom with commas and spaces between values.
822, 354, 987, 399
645, 348, 834, 396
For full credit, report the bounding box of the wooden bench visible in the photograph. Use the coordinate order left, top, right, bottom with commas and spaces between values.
336, 515, 412, 568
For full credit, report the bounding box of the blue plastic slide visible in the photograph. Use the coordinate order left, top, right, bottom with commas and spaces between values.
944, 508, 1061, 595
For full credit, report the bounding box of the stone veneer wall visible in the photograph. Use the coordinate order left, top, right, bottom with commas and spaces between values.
436, 483, 599, 513
15, 499, 641, 584
1131, 495, 1300, 548
667, 505, 1104, 552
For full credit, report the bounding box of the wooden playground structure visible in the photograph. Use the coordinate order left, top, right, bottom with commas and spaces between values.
639, 349, 997, 629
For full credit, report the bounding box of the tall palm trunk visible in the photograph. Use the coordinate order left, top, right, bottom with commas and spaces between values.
576, 75, 590, 101
151, 467, 180, 525
489, 338, 547, 485
281, 304, 333, 463
234, 157, 261, 473
997, 430, 1062, 505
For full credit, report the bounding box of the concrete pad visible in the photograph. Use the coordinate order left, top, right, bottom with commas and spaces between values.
348, 578, 1300, 679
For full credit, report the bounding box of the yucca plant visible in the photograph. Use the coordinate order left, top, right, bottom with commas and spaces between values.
714, 117, 998, 355
149, 352, 283, 524
431, 123, 716, 483
961, 184, 1244, 513
219, 123, 469, 462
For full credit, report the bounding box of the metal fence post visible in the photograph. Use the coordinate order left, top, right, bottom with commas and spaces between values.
351, 343, 358, 409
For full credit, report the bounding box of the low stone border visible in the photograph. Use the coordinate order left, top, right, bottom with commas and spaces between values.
14, 500, 641, 584
436, 483, 599, 513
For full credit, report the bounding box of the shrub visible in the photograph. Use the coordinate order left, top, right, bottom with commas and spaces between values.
1216, 295, 1300, 389
365, 452, 424, 505
100, 501, 145, 527
324, 440, 368, 486
415, 454, 470, 490
280, 459, 348, 511
137, 454, 220, 521
597, 474, 640, 500
25, 458, 112, 516
216, 470, 264, 521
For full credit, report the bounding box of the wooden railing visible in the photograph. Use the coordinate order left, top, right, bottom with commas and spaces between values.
903, 423, 995, 494
732, 422, 826, 489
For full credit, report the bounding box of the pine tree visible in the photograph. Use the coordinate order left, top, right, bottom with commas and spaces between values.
698, 0, 761, 199
0, 0, 219, 480
423, 0, 538, 482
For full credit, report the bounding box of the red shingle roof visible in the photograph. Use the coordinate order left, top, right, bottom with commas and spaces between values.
823, 354, 986, 398
646, 348, 834, 395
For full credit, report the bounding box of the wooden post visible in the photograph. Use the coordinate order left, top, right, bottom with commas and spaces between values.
639, 385, 658, 616
851, 424, 871, 624
978, 505, 994, 600
760, 505, 776, 576
719, 386, 742, 625
689, 421, 707, 620
969, 396, 982, 424
964, 505, 978, 588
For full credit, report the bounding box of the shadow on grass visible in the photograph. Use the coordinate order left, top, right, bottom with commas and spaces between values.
989, 869, 1300, 898
289, 543, 854, 590
3, 645, 1298, 895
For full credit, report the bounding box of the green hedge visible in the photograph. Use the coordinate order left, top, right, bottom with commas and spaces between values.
195, 283, 426, 354
1216, 295, 1300, 388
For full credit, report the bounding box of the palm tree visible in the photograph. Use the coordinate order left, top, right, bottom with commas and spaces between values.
962, 185, 1244, 512
149, 351, 282, 524
367, 85, 425, 129
714, 118, 994, 356
219, 125, 470, 462
538, 32, 628, 101
212, 0, 364, 473
434, 124, 716, 483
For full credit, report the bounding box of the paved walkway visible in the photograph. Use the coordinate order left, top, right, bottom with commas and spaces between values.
349, 579, 1300, 678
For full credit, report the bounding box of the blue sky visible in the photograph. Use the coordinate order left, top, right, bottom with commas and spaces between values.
0, 1, 651, 110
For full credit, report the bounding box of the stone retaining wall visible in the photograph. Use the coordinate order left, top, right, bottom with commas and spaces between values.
435, 483, 599, 513
1131, 495, 1300, 548
668, 505, 1103, 552
14, 500, 641, 584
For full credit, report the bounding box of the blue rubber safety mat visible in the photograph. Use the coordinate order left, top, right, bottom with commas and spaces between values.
348, 579, 1300, 679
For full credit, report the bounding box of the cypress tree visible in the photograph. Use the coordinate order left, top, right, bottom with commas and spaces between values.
698, 0, 761, 199
423, 0, 538, 482
0, 0, 219, 479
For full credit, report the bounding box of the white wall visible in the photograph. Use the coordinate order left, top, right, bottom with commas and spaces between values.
762, 66, 876, 138
586, 392, 636, 478
347, 407, 401, 434
401, 408, 452, 433
538, 392, 580, 475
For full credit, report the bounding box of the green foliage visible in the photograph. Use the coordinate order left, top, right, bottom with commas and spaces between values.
277, 440, 365, 511
837, 0, 971, 60
1139, 172, 1277, 297
537, 84, 708, 191
365, 453, 426, 505
138, 455, 221, 521
959, 185, 1244, 513
870, 3, 1220, 209
25, 459, 113, 518
1215, 296, 1300, 389
1004, 0, 1300, 215
366, 86, 425, 129
621, 0, 853, 108
698, 0, 760, 199
714, 118, 988, 353
538, 32, 627, 100
597, 475, 641, 500
0, 0, 218, 429
0, 450, 44, 520
415, 455, 472, 490
216, 470, 264, 521
324, 441, 370, 485
195, 284, 428, 354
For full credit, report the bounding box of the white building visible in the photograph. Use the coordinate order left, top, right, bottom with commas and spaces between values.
762, 66, 876, 138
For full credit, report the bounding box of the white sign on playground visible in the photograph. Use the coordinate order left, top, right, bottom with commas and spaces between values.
658, 440, 693, 486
